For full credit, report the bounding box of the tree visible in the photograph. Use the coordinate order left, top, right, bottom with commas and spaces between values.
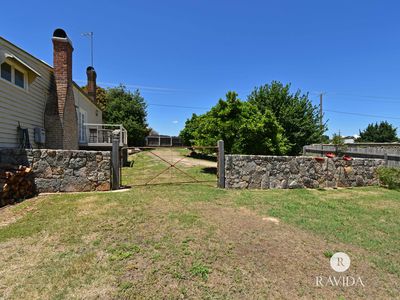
321, 135, 330, 144
104, 85, 149, 146
81, 85, 108, 111
357, 121, 398, 143
180, 92, 288, 155
248, 81, 325, 155
331, 131, 346, 155
180, 113, 200, 146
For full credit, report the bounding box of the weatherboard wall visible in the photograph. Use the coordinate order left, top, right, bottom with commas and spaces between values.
0, 37, 53, 148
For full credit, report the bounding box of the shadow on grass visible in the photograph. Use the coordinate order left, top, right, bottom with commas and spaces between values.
187, 152, 217, 162
201, 167, 217, 175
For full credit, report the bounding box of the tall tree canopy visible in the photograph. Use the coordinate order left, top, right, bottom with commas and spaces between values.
357, 121, 398, 142
180, 113, 200, 146
104, 85, 149, 146
180, 92, 287, 155
81, 85, 107, 111
248, 81, 324, 155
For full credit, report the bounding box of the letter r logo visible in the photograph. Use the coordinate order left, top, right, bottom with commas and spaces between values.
330, 252, 351, 272
336, 257, 345, 267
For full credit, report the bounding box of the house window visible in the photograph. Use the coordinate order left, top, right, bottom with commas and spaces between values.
0, 61, 27, 89
78, 108, 87, 143
1, 62, 12, 82
14, 68, 25, 88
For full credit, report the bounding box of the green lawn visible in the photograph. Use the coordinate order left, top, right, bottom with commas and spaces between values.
122, 149, 216, 186
0, 149, 399, 299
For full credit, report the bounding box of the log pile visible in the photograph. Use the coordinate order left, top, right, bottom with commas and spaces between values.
0, 164, 36, 207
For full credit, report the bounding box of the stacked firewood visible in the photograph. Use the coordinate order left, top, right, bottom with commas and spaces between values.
0, 164, 36, 206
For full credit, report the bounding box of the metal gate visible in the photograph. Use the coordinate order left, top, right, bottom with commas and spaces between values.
122, 143, 224, 187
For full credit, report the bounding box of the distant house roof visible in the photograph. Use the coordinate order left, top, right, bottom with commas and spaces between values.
146, 135, 180, 138
148, 129, 159, 136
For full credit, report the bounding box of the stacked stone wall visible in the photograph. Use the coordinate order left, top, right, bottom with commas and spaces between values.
225, 155, 384, 189
0, 149, 111, 193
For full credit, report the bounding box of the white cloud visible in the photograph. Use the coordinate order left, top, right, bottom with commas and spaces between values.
172, 120, 179, 124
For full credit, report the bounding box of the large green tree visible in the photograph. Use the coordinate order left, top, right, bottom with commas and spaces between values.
81, 85, 108, 111
357, 121, 398, 142
248, 81, 325, 155
180, 92, 288, 155
104, 85, 149, 146
180, 113, 200, 146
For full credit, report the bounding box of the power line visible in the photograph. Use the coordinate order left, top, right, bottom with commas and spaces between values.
325, 109, 400, 120
310, 91, 400, 103
75, 77, 400, 103
147, 102, 400, 121
147, 103, 209, 110
330, 92, 400, 101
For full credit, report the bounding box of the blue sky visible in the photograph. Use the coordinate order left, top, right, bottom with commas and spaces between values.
2, 0, 400, 136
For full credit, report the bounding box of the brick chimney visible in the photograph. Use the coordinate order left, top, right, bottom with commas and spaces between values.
86, 66, 97, 103
44, 28, 78, 150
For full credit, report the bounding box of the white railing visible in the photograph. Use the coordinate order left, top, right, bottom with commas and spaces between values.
81, 123, 128, 147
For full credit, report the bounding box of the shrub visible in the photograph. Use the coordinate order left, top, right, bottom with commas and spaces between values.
377, 167, 400, 189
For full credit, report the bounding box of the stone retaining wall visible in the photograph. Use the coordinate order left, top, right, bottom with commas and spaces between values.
0, 149, 111, 193
225, 155, 384, 189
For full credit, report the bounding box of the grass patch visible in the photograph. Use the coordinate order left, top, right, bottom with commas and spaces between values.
190, 262, 211, 280
0, 149, 399, 298
108, 243, 141, 261
169, 212, 201, 227
234, 187, 400, 276
122, 148, 216, 186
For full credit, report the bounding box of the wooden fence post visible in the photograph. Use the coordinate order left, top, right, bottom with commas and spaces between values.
217, 140, 225, 188
112, 130, 120, 190
384, 152, 388, 166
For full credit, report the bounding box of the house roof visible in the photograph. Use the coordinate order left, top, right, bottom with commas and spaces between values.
0, 36, 53, 70
72, 82, 102, 111
146, 135, 181, 139
0, 36, 103, 112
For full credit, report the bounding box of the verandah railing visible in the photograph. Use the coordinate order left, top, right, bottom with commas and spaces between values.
82, 123, 128, 147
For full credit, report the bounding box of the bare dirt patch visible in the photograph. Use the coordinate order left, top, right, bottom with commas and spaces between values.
0, 196, 45, 228
147, 148, 217, 168
196, 202, 399, 299
115, 195, 398, 299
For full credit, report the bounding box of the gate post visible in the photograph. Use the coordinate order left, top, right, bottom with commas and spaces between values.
217, 140, 225, 188
112, 130, 121, 190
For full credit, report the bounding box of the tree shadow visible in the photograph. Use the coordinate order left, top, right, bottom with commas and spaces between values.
187, 151, 217, 162
201, 167, 217, 175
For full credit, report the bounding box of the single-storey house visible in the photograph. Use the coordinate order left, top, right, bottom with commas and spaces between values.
145, 134, 182, 147
0, 28, 126, 150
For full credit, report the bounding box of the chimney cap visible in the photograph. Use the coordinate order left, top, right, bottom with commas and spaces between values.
52, 28, 73, 48
53, 28, 67, 38
86, 66, 95, 72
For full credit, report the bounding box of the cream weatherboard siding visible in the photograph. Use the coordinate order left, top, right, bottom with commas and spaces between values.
73, 85, 103, 144
0, 37, 53, 148
0, 37, 104, 149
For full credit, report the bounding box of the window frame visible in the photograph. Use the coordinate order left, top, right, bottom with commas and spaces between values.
77, 108, 88, 144
0, 61, 29, 91
0, 61, 12, 82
